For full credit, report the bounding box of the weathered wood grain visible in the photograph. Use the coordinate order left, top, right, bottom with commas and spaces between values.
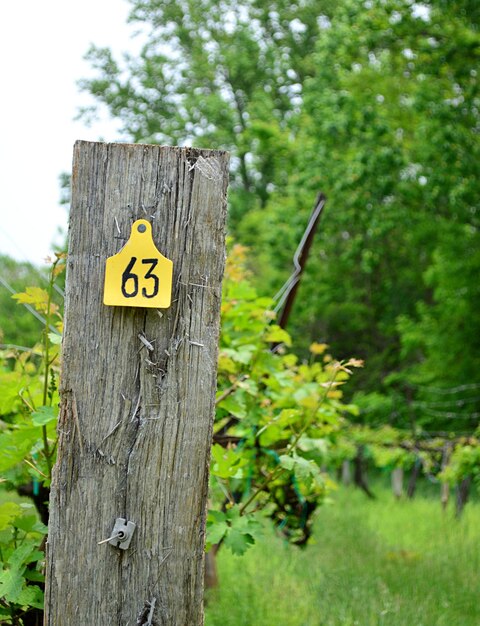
45, 141, 229, 625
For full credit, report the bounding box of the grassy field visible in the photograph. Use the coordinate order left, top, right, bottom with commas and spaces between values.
205, 482, 480, 626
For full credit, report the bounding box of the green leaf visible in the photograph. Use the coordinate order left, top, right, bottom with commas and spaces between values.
207, 510, 227, 524
259, 424, 285, 447
0, 422, 53, 473
8, 542, 43, 569
342, 403, 360, 417
31, 405, 57, 426
223, 508, 262, 556
298, 437, 329, 454
218, 393, 247, 419
278, 454, 295, 472
206, 520, 228, 548
277, 409, 301, 424
279, 453, 321, 483
13, 508, 47, 535
222, 344, 258, 365
211, 444, 247, 479
16, 584, 44, 609
223, 528, 254, 555
12, 287, 49, 310
13, 515, 37, 533
0, 502, 22, 531
206, 510, 228, 550
0, 541, 43, 606
0, 568, 24, 603
237, 378, 258, 396
263, 325, 292, 347
206, 506, 262, 556
24, 569, 45, 583
0, 371, 25, 415
48, 332, 62, 345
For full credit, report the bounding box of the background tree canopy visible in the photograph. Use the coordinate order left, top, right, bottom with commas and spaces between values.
79, 0, 480, 434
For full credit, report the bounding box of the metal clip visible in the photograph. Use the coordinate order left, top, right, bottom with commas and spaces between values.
98, 518, 136, 550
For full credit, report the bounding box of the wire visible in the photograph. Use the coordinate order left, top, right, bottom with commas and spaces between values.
409, 382, 480, 394
0, 343, 43, 354
422, 408, 480, 420
413, 395, 480, 409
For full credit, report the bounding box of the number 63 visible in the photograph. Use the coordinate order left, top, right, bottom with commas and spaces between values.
121, 257, 159, 298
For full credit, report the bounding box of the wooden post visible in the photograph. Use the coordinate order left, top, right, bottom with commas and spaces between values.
441, 443, 452, 511
341, 460, 351, 486
45, 141, 229, 625
455, 476, 472, 518
353, 445, 375, 499
391, 467, 404, 499
406, 458, 422, 499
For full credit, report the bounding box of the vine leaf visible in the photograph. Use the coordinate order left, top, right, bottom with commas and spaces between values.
31, 406, 57, 427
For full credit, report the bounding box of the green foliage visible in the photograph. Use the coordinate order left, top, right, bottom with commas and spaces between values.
439, 443, 480, 486
211, 245, 361, 549
0, 502, 46, 621
0, 256, 48, 348
0, 255, 64, 623
334, 423, 459, 477
397, 224, 480, 430
282, 0, 480, 397
210, 444, 248, 479
369, 445, 414, 471
206, 507, 262, 556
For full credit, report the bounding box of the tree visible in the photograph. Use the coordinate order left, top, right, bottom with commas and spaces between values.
397, 223, 480, 430
79, 0, 333, 224
80, 0, 480, 430
247, 0, 480, 418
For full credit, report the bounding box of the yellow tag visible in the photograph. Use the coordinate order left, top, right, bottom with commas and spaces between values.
103, 219, 173, 308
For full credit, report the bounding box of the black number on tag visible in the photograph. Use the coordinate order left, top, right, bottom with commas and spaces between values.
121, 257, 139, 298
141, 259, 159, 298
121, 257, 160, 299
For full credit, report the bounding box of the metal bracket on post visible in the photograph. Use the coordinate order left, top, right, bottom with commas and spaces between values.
98, 518, 136, 550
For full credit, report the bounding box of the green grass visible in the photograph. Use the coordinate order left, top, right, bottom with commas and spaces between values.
205, 484, 480, 626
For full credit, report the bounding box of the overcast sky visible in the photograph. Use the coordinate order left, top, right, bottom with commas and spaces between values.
0, 0, 140, 266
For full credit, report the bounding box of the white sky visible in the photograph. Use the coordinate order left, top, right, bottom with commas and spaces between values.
0, 0, 139, 266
